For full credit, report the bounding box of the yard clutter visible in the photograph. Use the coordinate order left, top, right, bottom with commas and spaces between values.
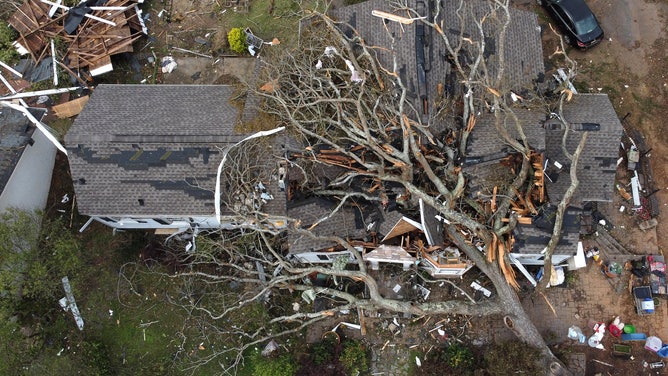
588, 322, 606, 350
645, 336, 662, 353
567, 325, 586, 343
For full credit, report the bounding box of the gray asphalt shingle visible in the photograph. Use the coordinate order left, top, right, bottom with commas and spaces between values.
544, 94, 623, 205
65, 84, 281, 217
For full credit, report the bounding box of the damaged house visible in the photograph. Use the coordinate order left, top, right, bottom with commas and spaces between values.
65, 84, 286, 233
463, 94, 624, 268
279, 0, 545, 274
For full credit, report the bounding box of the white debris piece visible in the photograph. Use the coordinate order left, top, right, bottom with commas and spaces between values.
60, 276, 84, 330
470, 281, 492, 298
161, 56, 177, 73
324, 46, 338, 57
344, 59, 362, 83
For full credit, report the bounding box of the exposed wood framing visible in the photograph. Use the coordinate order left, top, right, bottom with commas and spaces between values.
8, 0, 147, 78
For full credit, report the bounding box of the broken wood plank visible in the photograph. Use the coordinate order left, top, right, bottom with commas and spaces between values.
51, 95, 89, 118
357, 307, 366, 336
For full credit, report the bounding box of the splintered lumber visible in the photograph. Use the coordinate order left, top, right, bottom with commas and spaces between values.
531, 152, 545, 203
8, 0, 146, 76
487, 233, 498, 263
466, 114, 476, 132
357, 307, 366, 336
490, 186, 498, 212
497, 241, 519, 290
517, 216, 532, 225
51, 95, 89, 118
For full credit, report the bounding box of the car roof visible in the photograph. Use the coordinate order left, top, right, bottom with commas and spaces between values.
555, 0, 594, 22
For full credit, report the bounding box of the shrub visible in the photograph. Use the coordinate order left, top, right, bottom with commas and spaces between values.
443, 343, 474, 371
245, 349, 297, 376
0, 209, 81, 311
339, 340, 368, 376
227, 28, 247, 54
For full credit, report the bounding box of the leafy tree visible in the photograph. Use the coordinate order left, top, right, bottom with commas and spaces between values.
228, 28, 247, 54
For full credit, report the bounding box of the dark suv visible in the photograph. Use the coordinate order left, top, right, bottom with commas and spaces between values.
539, 0, 604, 48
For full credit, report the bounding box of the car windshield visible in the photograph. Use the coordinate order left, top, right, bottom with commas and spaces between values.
574, 14, 598, 35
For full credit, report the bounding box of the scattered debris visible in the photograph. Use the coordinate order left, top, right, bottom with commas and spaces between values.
59, 276, 84, 330
592, 359, 613, 367
470, 281, 492, 298
261, 340, 279, 357
567, 326, 586, 343
645, 336, 662, 352
161, 56, 177, 73
8, 0, 148, 78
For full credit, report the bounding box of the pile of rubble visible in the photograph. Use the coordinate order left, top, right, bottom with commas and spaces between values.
8, 0, 147, 80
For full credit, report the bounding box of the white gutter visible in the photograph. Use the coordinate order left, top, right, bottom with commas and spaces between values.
78, 217, 95, 233
51, 39, 58, 86
631, 171, 641, 208
0, 101, 68, 155
0, 60, 23, 78
508, 253, 537, 287
214, 127, 285, 224
0, 86, 80, 100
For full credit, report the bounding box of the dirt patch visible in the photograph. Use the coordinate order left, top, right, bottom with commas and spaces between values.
537, 0, 668, 255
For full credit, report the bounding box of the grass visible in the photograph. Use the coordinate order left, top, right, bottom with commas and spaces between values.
218, 0, 326, 49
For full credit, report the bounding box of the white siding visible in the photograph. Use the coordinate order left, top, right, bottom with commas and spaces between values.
0, 130, 57, 213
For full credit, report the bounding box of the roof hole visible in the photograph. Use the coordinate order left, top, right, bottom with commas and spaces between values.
138, 199, 145, 206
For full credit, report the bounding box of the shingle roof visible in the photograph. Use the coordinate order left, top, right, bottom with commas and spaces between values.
465, 108, 547, 161
331, 0, 544, 101
287, 197, 366, 254
544, 94, 623, 205
512, 205, 580, 255
331, 0, 452, 125
0, 106, 45, 196
65, 84, 264, 217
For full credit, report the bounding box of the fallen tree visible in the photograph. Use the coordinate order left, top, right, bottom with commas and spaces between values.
126, 1, 590, 374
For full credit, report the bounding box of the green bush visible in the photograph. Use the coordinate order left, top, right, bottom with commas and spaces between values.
443, 343, 474, 371
339, 340, 368, 376
0, 21, 18, 64
227, 28, 247, 54
244, 349, 297, 376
